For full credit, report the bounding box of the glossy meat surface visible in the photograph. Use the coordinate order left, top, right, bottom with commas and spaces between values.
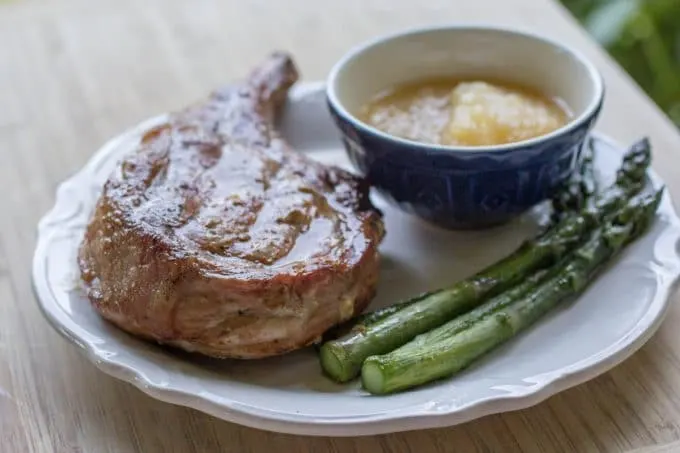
78, 53, 384, 358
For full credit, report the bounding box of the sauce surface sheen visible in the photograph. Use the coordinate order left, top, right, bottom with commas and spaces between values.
359, 78, 570, 147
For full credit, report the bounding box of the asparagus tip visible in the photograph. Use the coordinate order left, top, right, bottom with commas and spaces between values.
632, 136, 651, 150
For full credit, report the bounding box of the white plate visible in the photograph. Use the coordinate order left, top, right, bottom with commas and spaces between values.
33, 82, 680, 436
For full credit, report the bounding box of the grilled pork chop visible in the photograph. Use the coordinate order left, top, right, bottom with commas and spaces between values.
78, 53, 384, 358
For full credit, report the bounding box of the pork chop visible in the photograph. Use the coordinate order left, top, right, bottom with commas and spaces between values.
78, 53, 385, 359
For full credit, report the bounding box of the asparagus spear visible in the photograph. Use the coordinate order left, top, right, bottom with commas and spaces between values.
323, 271, 550, 347
319, 292, 434, 343
362, 190, 663, 395
319, 139, 651, 383
394, 269, 552, 349
552, 137, 598, 220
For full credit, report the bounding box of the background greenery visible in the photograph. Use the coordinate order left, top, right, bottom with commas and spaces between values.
560, 0, 680, 126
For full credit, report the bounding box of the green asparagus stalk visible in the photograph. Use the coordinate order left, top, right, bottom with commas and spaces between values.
396, 269, 551, 349
552, 137, 598, 219
319, 292, 435, 343
323, 270, 550, 348
318, 139, 652, 383
361, 190, 663, 395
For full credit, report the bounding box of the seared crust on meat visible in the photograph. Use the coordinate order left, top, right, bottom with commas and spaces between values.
78, 53, 384, 358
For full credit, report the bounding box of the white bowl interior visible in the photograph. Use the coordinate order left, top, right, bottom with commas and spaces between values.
331, 27, 601, 122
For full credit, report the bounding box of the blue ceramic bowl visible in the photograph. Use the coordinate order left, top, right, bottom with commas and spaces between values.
326, 25, 605, 229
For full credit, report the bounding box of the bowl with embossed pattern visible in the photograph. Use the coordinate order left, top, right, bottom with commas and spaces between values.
326, 25, 605, 229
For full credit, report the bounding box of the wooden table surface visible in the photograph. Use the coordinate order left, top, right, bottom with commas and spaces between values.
2, 0, 680, 451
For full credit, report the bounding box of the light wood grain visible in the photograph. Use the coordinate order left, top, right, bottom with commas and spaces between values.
628, 440, 680, 453
1, 0, 680, 452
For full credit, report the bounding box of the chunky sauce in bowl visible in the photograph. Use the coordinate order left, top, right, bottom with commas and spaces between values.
359, 78, 570, 147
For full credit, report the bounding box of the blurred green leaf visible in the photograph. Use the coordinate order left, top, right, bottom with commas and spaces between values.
585, 0, 638, 46
561, 0, 680, 128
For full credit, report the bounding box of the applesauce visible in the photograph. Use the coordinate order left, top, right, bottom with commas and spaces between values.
358, 78, 569, 147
